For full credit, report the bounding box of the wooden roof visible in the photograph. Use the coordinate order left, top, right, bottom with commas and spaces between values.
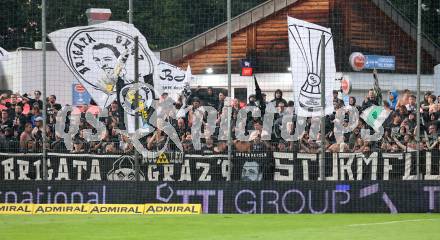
160, 0, 440, 75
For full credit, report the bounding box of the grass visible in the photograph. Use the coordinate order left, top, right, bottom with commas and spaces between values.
0, 214, 439, 240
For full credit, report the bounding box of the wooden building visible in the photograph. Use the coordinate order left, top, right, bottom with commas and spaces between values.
160, 0, 439, 75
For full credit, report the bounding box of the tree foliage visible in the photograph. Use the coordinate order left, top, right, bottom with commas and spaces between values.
0, 0, 438, 51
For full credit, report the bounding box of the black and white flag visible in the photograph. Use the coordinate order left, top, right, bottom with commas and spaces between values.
48, 21, 159, 108
156, 61, 191, 101
288, 17, 335, 117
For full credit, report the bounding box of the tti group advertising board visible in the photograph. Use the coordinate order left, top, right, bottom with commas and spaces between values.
0, 181, 439, 214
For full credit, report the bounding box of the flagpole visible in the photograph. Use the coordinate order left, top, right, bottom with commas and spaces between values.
129, 0, 133, 24
320, 35, 326, 181
42, 0, 48, 180
227, 0, 232, 181
134, 36, 140, 182
416, 0, 422, 180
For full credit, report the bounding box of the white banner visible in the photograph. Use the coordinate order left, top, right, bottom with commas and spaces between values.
155, 61, 190, 100
0, 47, 10, 61
48, 21, 159, 107
288, 17, 335, 117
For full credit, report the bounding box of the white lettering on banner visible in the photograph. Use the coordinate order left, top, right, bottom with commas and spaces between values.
88, 159, 101, 181
0, 152, 437, 181
196, 162, 211, 182
163, 165, 174, 181
73, 160, 87, 180
2, 158, 14, 180
147, 165, 159, 181
299, 153, 317, 181
55, 158, 70, 180
382, 153, 400, 180
325, 154, 339, 181
221, 160, 230, 181
46, 159, 53, 180
425, 152, 440, 180
338, 154, 354, 181
17, 160, 30, 180
178, 160, 191, 182
142, 152, 184, 164
403, 153, 418, 180
274, 152, 294, 181
33, 160, 41, 180
356, 153, 378, 181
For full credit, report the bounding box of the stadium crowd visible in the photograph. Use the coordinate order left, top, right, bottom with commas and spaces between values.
1, 86, 439, 154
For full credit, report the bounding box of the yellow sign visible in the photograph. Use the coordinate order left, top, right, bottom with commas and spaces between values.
144, 204, 202, 215
156, 152, 170, 164
89, 204, 144, 214
33, 204, 90, 215
0, 203, 201, 215
0, 204, 33, 215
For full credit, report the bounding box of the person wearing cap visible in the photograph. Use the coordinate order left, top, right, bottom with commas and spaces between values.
388, 90, 399, 111
31, 116, 44, 140
30, 106, 42, 127
247, 94, 257, 106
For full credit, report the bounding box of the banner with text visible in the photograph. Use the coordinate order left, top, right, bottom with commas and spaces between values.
0, 151, 439, 181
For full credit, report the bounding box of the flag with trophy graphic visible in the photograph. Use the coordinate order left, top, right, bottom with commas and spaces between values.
288, 17, 335, 117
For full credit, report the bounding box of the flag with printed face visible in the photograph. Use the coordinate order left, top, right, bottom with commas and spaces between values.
48, 21, 159, 108
361, 105, 390, 132
288, 17, 335, 117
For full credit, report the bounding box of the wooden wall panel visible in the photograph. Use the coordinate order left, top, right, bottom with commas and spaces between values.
171, 0, 437, 75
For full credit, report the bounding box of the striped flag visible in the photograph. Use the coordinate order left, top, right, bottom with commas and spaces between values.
361, 105, 390, 132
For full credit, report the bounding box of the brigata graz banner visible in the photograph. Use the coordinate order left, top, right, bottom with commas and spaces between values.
0, 181, 439, 213
0, 151, 440, 181
0, 152, 229, 181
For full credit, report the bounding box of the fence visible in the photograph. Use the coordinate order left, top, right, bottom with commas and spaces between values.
1, 0, 440, 213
